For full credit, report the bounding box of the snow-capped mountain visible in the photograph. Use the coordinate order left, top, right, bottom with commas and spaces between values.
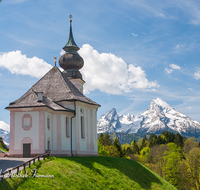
97, 98, 200, 136
0, 121, 10, 146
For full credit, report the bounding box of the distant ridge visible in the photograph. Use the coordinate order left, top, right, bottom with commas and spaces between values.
97, 98, 200, 136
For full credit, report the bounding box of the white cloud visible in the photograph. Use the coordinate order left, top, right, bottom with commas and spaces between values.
164, 33, 169, 36
0, 51, 52, 78
165, 64, 180, 74
170, 64, 180, 70
188, 88, 193, 91
60, 49, 65, 55
175, 44, 186, 49
194, 69, 200, 80
78, 44, 159, 94
165, 68, 173, 74
143, 32, 147, 35
132, 33, 138, 37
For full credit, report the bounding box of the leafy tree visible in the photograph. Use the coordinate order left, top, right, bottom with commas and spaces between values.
97, 140, 109, 156
163, 143, 182, 188
150, 144, 168, 177
106, 145, 120, 157
139, 147, 151, 163
184, 137, 197, 154
186, 147, 200, 190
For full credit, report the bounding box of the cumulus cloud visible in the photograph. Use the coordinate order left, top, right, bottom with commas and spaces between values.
175, 44, 186, 49
132, 33, 138, 37
0, 51, 52, 78
194, 69, 200, 80
170, 64, 180, 70
78, 44, 159, 94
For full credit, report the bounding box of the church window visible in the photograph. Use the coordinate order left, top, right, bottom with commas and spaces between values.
22, 114, 32, 131
47, 118, 50, 129
47, 140, 50, 150
66, 117, 70, 137
81, 116, 85, 138
24, 118, 30, 127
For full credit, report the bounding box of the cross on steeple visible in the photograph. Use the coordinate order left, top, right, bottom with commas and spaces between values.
69, 14, 72, 22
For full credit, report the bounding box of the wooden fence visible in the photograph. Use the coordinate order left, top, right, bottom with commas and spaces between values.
1, 153, 50, 181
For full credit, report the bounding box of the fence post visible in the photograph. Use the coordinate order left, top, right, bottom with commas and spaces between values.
17, 167, 19, 175
23, 163, 26, 172
29, 161, 31, 168
9, 170, 12, 178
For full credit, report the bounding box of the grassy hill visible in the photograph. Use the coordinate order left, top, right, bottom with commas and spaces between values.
0, 137, 9, 152
0, 156, 176, 190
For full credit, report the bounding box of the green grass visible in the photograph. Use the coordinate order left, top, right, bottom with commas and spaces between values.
0, 156, 176, 190
0, 144, 8, 152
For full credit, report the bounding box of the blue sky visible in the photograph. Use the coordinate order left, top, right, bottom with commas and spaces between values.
0, 0, 200, 125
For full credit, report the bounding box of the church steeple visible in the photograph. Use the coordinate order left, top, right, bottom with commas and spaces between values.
63, 15, 80, 52
59, 15, 84, 84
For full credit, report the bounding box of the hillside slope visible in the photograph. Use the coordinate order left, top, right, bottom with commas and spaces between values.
0, 157, 176, 190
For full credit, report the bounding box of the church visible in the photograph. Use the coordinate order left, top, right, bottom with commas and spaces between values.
6, 16, 101, 157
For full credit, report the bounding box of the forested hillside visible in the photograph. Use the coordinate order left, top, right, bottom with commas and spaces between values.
98, 131, 200, 190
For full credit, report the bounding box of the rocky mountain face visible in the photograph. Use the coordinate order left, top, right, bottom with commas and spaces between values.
97, 98, 200, 136
0, 121, 10, 146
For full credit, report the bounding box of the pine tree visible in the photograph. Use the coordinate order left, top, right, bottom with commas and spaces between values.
131, 140, 139, 154
113, 138, 123, 157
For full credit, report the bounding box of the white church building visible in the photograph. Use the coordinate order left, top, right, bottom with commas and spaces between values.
6, 16, 100, 157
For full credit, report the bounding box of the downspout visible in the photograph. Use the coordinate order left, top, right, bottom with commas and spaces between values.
71, 101, 76, 156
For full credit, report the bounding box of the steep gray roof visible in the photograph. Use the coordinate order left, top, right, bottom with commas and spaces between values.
6, 66, 100, 110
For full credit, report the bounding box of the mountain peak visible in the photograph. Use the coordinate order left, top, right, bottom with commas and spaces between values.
151, 97, 173, 109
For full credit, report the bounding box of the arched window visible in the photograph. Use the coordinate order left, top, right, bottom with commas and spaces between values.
81, 116, 85, 138
47, 117, 50, 130
66, 117, 70, 137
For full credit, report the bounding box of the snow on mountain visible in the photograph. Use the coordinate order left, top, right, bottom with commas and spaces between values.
97, 108, 141, 134
0, 121, 10, 146
97, 97, 200, 136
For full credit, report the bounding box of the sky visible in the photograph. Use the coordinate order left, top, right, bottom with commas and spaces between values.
0, 0, 200, 126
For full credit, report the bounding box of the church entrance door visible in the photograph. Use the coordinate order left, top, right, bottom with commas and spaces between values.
23, 143, 31, 157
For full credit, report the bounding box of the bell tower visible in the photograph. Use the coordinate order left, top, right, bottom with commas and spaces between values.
59, 15, 85, 93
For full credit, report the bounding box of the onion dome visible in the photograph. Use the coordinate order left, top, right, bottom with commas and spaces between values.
59, 15, 84, 79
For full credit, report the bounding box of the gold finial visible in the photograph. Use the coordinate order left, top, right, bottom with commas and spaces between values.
54, 56, 57, 66
69, 14, 72, 22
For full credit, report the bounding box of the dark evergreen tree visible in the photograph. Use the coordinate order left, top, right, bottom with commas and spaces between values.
132, 140, 139, 154
174, 133, 184, 148
113, 138, 123, 157
98, 133, 112, 146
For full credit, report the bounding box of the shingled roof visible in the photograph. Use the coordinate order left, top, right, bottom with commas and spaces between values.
6, 66, 100, 111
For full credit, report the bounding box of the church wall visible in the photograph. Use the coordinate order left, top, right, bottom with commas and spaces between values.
72, 113, 77, 152
58, 101, 75, 110
52, 114, 57, 151
61, 114, 71, 150
73, 102, 98, 156
45, 112, 52, 151
15, 111, 39, 150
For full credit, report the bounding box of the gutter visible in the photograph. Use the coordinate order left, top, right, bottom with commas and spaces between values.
71, 101, 76, 156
